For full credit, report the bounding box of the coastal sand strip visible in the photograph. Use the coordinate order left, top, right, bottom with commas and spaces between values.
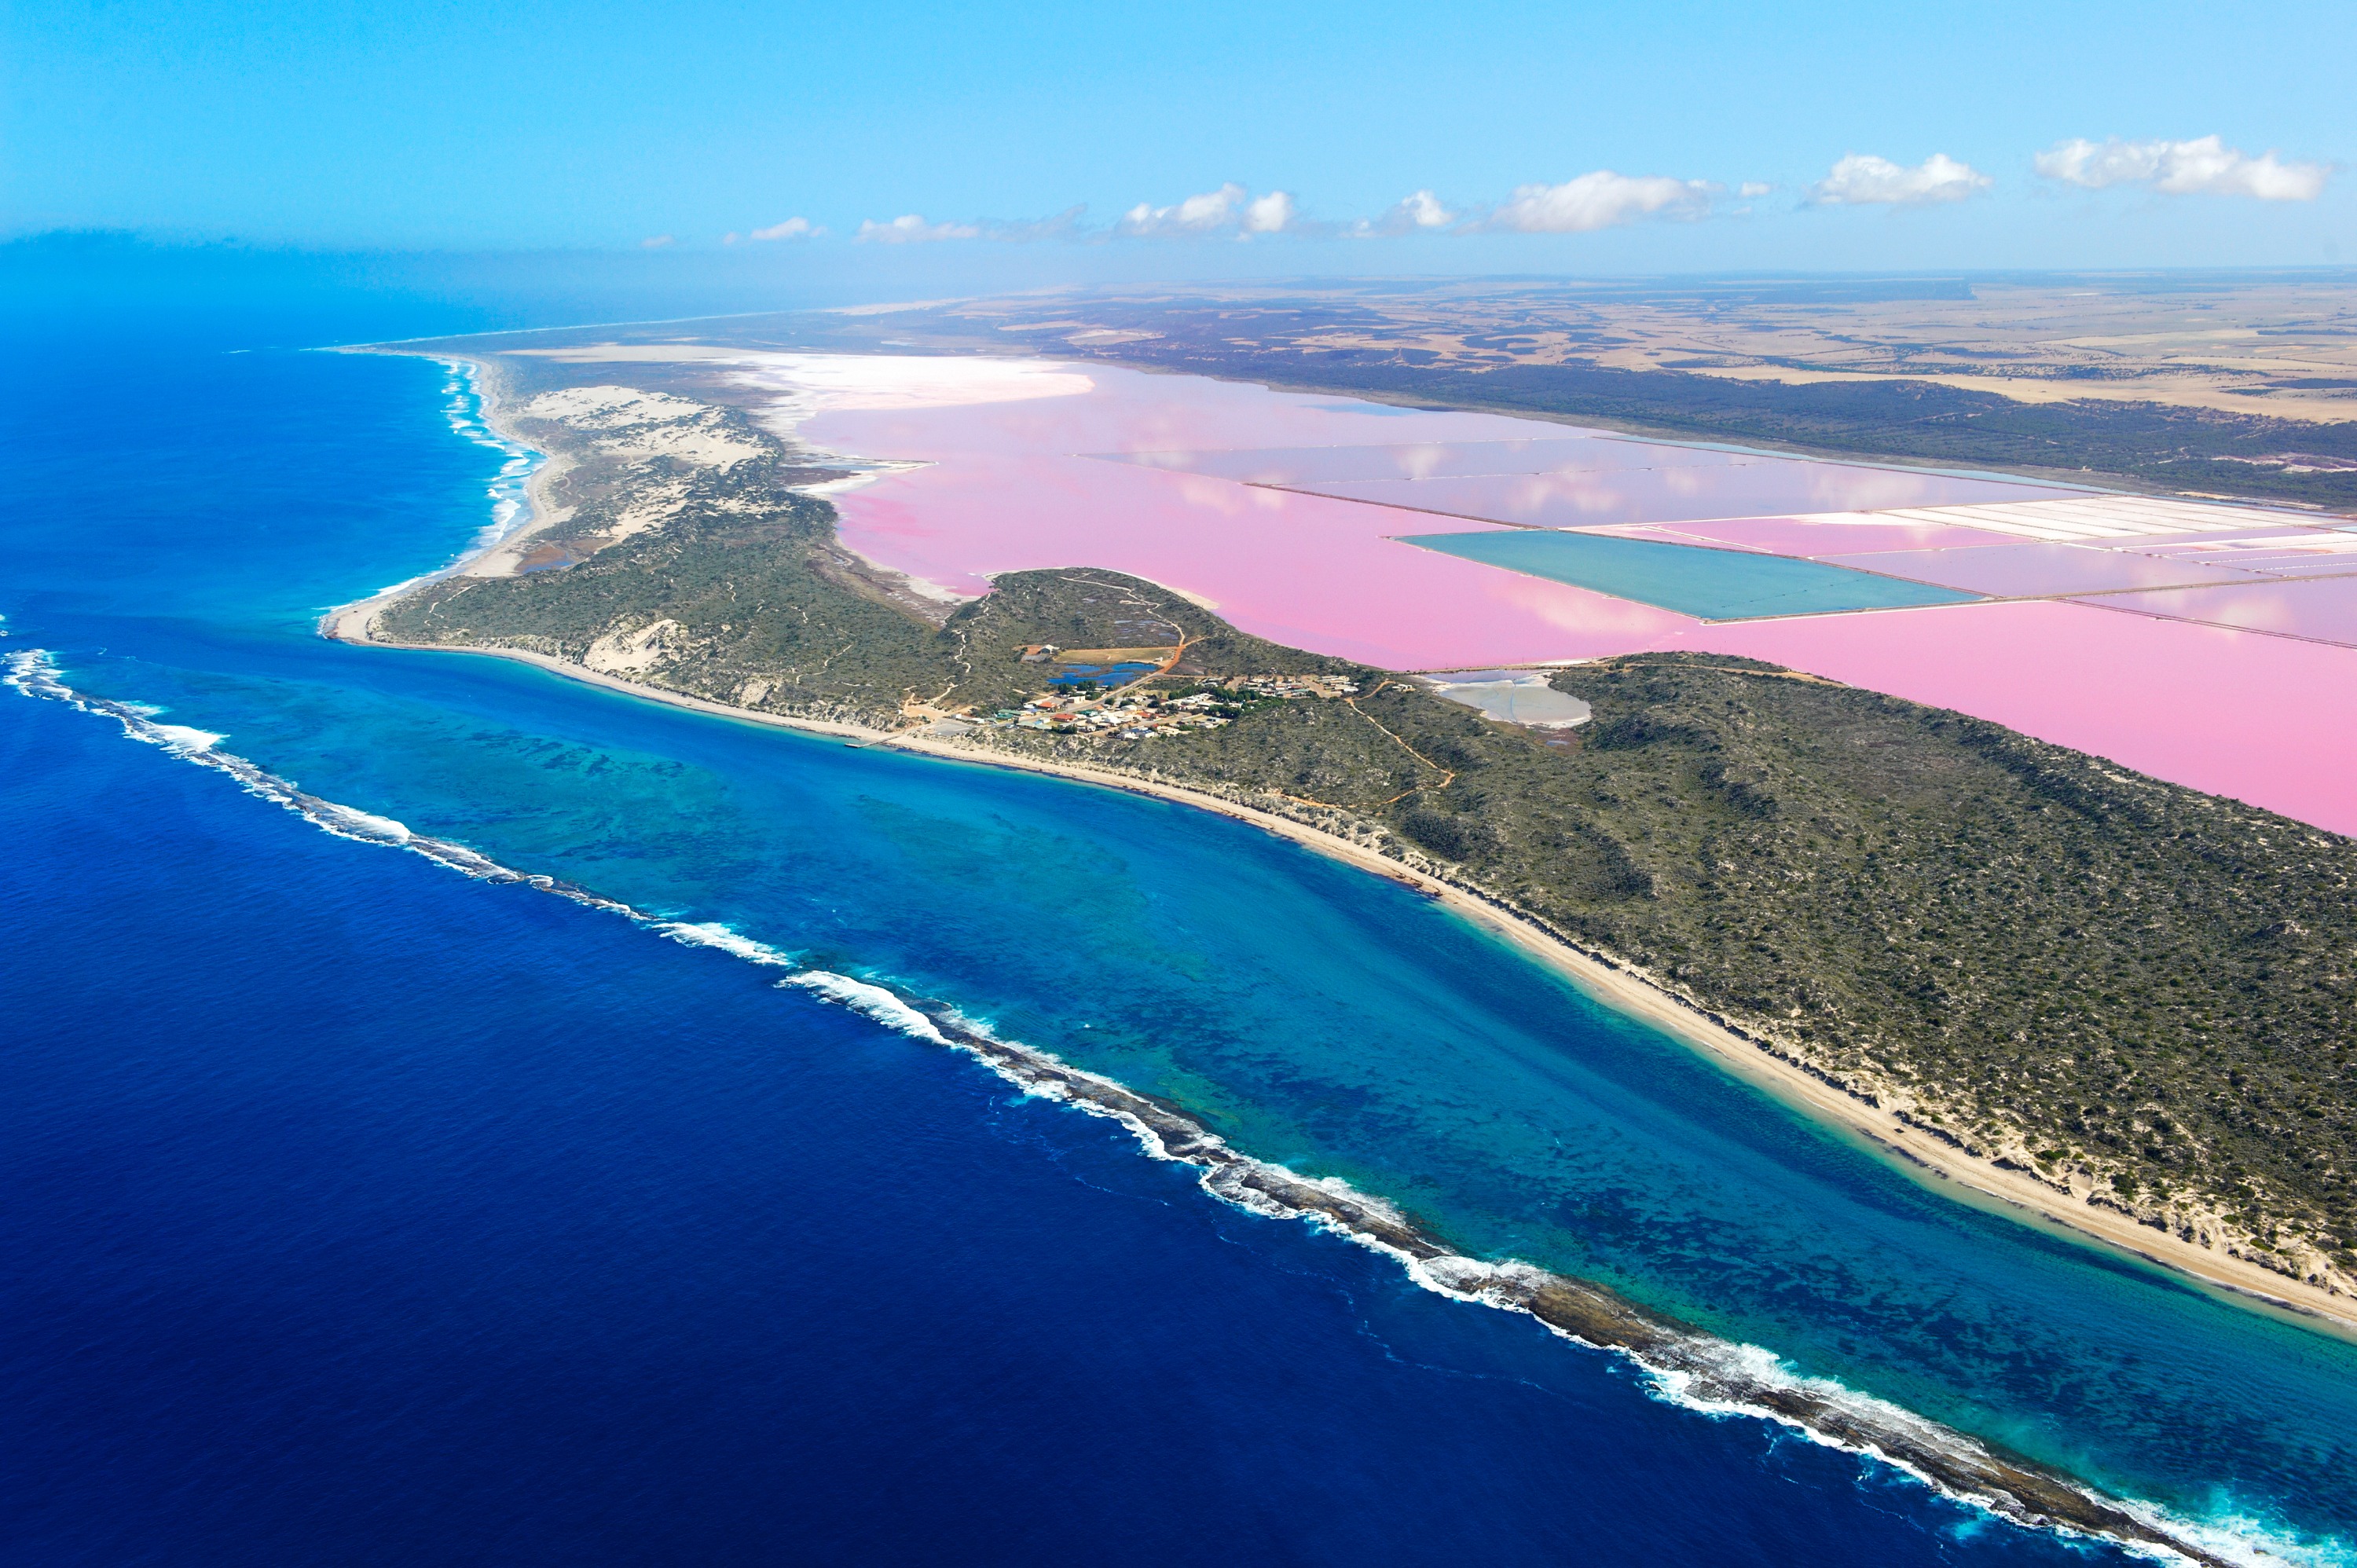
322, 627, 2357, 1342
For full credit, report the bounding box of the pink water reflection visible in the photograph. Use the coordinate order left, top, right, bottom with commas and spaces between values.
1281, 465, 2077, 529
830, 456, 1695, 668
805, 367, 1696, 669
808, 365, 1551, 466
2068, 576, 2357, 645
1106, 437, 1768, 485
794, 361, 2354, 833
1590, 516, 2021, 557
1821, 542, 2264, 596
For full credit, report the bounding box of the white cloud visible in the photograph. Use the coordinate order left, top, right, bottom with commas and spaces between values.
856, 214, 983, 244
1395, 189, 1453, 229
1119, 183, 1249, 236
1476, 171, 1718, 233
1808, 153, 1990, 206
640, 234, 674, 248
1349, 189, 1455, 237
1113, 185, 1307, 239
2033, 135, 2328, 200
1737, 181, 1772, 199
1243, 190, 1296, 233
750, 217, 818, 240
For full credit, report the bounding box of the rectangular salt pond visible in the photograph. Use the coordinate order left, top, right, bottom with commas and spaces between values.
2072, 576, 2357, 647
1398, 531, 1981, 621
1820, 542, 2265, 598
2128, 533, 2357, 578
1631, 516, 2025, 557
1297, 467, 2079, 530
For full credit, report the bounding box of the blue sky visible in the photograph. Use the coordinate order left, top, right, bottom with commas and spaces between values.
9, 0, 2355, 275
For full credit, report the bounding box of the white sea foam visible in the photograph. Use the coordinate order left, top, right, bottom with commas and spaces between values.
143, 722, 226, 754
10, 642, 2335, 1567
12, 649, 591, 901
2113, 1506, 2352, 1568
430, 357, 548, 555
758, 972, 2195, 1559
781, 970, 952, 1045
658, 921, 797, 966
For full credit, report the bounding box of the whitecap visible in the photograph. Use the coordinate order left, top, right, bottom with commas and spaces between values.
657, 921, 797, 966
145, 723, 227, 755
780, 970, 951, 1045
425, 357, 548, 555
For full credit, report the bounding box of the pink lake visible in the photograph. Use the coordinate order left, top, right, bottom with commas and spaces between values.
794, 363, 1699, 669
1586, 516, 2025, 557
2068, 576, 2357, 647
1280, 467, 2080, 530
1819, 542, 2266, 597
1103, 436, 1772, 485
767, 357, 2357, 834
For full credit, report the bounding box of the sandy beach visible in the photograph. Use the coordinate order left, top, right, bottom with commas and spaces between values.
320, 610, 2357, 1336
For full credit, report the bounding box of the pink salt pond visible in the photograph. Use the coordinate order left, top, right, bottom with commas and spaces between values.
2072, 575, 2357, 644
1105, 437, 1773, 485
1582, 517, 2025, 557
1276, 465, 2080, 531
1823, 542, 2267, 597
787, 362, 1699, 669
751, 355, 2357, 833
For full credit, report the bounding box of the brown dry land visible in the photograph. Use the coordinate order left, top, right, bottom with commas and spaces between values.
492, 272, 2357, 510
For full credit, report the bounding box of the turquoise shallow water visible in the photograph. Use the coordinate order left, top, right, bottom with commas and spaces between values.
8, 315, 2355, 1563
144, 639, 2357, 1532
1400, 527, 1982, 617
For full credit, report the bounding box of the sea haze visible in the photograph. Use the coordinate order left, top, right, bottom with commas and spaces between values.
2, 281, 2352, 1566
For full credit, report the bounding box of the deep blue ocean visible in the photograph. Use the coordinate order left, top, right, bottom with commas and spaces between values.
3, 272, 2355, 1566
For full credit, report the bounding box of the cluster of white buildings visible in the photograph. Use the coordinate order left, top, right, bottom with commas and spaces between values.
977, 673, 1360, 741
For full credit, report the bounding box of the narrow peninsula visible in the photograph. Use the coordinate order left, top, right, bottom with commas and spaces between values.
332, 335, 2357, 1330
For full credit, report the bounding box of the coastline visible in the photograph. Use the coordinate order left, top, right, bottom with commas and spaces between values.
324, 341, 2356, 1339
14, 633, 2261, 1566
324, 352, 572, 628
321, 618, 2357, 1339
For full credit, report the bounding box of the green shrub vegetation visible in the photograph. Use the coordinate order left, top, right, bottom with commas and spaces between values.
376, 394, 2357, 1295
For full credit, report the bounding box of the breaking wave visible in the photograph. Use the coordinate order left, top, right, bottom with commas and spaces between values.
10, 644, 2334, 1568
7, 649, 632, 914
434, 357, 544, 553
311, 359, 550, 624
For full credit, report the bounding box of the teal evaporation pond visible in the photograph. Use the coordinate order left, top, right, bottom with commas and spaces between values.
1399, 529, 1983, 620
